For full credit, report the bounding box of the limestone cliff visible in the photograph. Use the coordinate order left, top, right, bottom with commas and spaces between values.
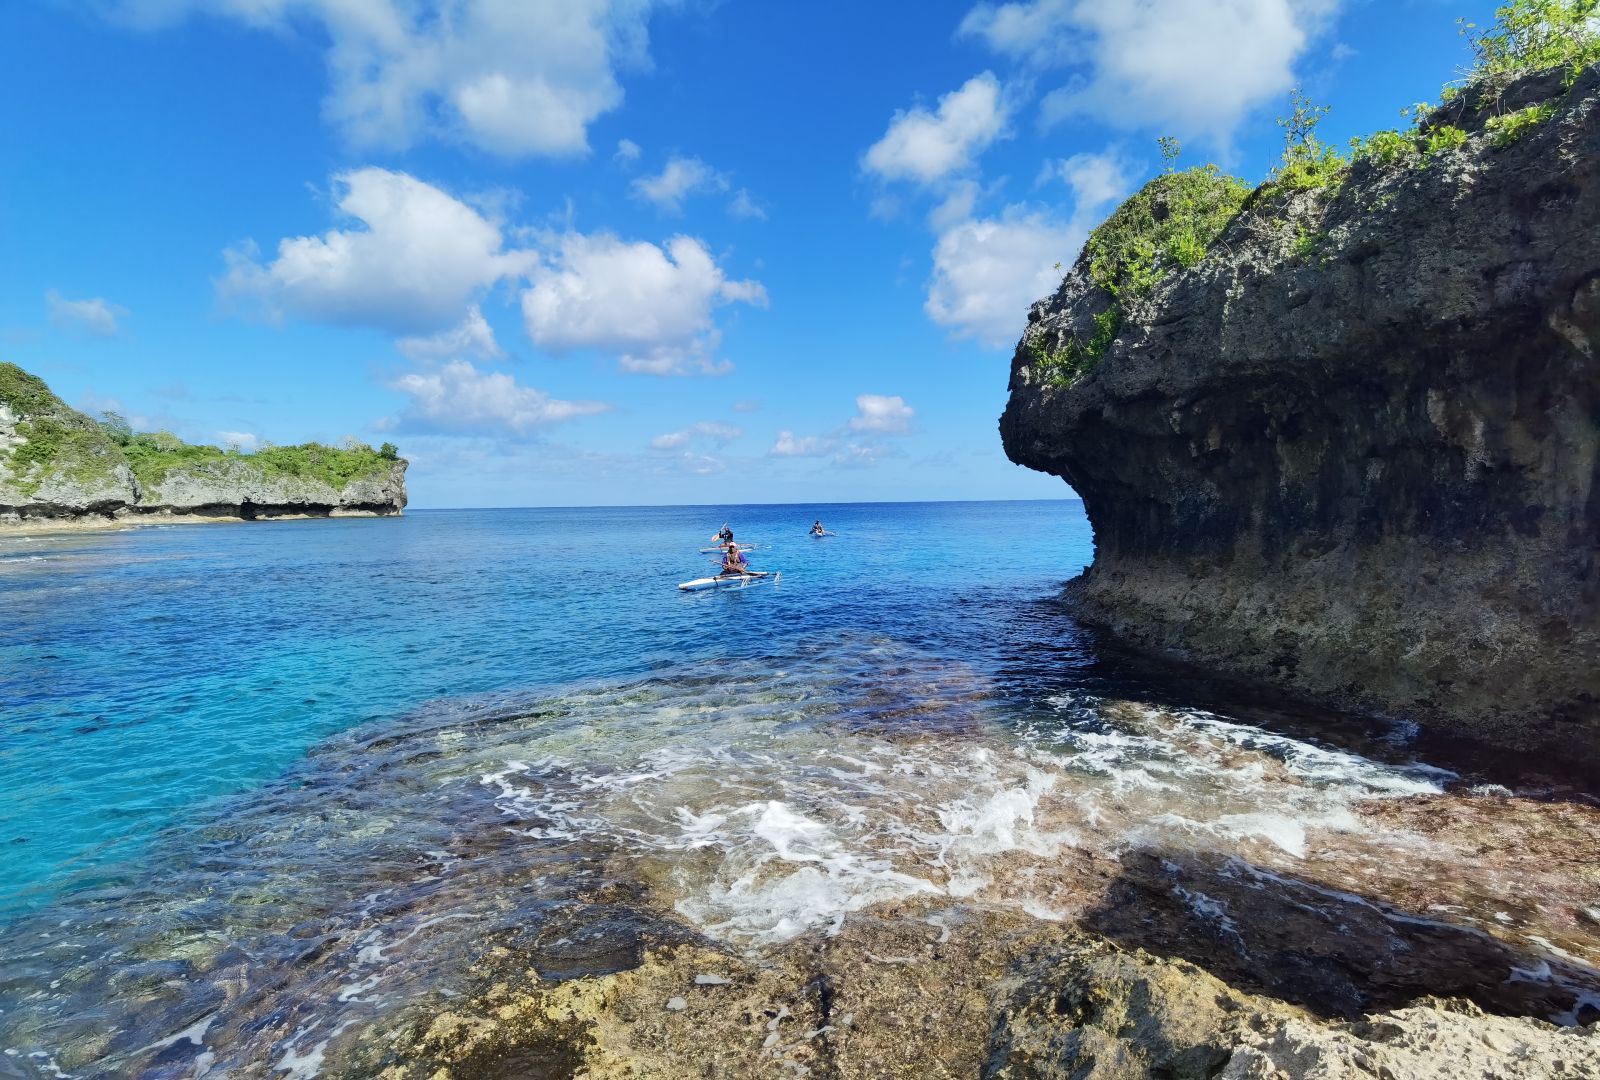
1001, 67, 1600, 759
0, 362, 407, 524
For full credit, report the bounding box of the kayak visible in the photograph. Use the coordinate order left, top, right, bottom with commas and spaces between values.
699, 544, 758, 553
678, 571, 779, 592
809, 531, 835, 538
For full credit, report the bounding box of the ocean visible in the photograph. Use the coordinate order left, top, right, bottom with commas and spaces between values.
1, 502, 1595, 1076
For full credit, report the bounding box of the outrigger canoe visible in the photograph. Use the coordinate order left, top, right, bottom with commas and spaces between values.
678, 571, 779, 591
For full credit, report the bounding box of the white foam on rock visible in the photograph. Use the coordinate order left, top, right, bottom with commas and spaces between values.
464, 682, 1467, 950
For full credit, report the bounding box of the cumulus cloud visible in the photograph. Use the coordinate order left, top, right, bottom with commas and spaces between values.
863, 72, 1011, 185
110, 0, 664, 157
220, 168, 534, 334
769, 431, 836, 458
849, 394, 914, 435
927, 149, 1134, 347
521, 232, 766, 375
216, 430, 259, 451
390, 359, 610, 434
649, 420, 742, 450
47, 290, 125, 337
1038, 149, 1136, 212
614, 137, 642, 164
631, 156, 729, 213
926, 209, 1082, 349
959, 0, 1082, 66
395, 305, 503, 361
962, 0, 1339, 145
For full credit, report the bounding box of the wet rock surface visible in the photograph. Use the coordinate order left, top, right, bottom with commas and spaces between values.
999, 67, 1600, 762
330, 907, 1600, 1080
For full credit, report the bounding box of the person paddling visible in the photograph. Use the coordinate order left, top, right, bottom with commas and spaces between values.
714, 523, 735, 547
810, 520, 826, 536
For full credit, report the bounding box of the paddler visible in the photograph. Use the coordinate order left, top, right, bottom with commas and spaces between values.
714, 523, 735, 547
810, 520, 826, 536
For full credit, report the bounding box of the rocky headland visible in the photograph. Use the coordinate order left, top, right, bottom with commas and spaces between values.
1001, 65, 1600, 763
0, 362, 406, 528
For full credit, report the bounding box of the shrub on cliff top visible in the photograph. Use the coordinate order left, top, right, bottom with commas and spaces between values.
124, 433, 398, 491
1083, 166, 1253, 301
0, 362, 127, 497
1030, 165, 1249, 389
1462, 0, 1600, 85
0, 362, 59, 417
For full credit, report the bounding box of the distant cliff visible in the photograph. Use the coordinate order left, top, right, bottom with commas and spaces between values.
0, 363, 407, 525
1001, 66, 1600, 759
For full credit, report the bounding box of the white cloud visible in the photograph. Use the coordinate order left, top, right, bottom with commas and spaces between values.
834, 442, 892, 469
521, 232, 766, 375
849, 394, 914, 435
221, 168, 534, 334
216, 430, 259, 451
926, 148, 1135, 348
862, 72, 1011, 186
390, 359, 610, 434
732, 399, 761, 413
1039, 149, 1135, 215
959, 0, 1081, 66
47, 290, 125, 337
728, 188, 767, 220
962, 0, 1338, 145
769, 431, 836, 458
928, 180, 980, 233
614, 137, 642, 164
395, 305, 503, 361
649, 420, 742, 450
926, 208, 1082, 349
112, 0, 665, 157
631, 156, 729, 213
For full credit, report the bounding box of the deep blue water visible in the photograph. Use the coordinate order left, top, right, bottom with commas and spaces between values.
0, 501, 1094, 917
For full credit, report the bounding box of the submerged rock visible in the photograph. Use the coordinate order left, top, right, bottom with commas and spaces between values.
1000, 67, 1600, 762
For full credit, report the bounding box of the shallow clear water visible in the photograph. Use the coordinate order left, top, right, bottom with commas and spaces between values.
2, 503, 1596, 1078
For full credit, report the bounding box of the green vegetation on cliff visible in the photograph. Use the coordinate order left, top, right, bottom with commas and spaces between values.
1, 361, 404, 503
0, 363, 127, 497
1032, 166, 1251, 387
1029, 0, 1598, 389
119, 431, 399, 491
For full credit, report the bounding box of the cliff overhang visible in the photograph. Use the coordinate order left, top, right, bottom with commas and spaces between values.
1001, 67, 1600, 761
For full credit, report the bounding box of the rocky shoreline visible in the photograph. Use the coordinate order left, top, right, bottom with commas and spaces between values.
1000, 66, 1600, 763
0, 362, 407, 527
325, 903, 1600, 1079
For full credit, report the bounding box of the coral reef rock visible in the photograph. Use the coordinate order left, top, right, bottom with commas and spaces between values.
1001, 67, 1600, 761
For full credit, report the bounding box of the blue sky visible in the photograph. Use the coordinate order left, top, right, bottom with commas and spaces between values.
1, 0, 1497, 507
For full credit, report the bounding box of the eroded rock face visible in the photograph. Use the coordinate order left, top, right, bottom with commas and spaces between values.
1001, 68, 1600, 760
134, 456, 409, 519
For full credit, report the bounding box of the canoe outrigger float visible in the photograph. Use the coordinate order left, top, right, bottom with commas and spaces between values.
678, 571, 779, 592
698, 544, 759, 553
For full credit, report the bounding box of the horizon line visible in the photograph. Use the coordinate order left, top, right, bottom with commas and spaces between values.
404, 496, 1083, 512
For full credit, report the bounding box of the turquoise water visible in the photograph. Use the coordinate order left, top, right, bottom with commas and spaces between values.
3, 502, 1596, 1077
0, 502, 1093, 915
